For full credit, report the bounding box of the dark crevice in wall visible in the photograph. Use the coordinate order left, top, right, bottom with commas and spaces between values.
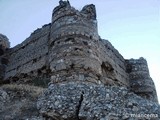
33, 58, 37, 63
0, 49, 4, 56
65, 38, 75, 43
101, 62, 114, 73
76, 91, 84, 120
83, 41, 88, 46
1, 58, 8, 65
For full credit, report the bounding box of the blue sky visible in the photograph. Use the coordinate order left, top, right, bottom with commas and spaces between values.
0, 0, 160, 101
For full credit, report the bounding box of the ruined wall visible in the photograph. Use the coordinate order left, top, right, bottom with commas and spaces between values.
0, 34, 10, 81
126, 57, 158, 102
1, 1, 158, 103
4, 24, 51, 81
2, 1, 129, 87
99, 39, 129, 86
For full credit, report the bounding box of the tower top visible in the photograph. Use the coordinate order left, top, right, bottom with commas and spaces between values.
0, 33, 10, 49
51, 1, 98, 41
59, 0, 70, 7
53, 0, 71, 14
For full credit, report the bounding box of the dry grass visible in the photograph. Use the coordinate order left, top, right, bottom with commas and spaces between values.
1, 84, 46, 98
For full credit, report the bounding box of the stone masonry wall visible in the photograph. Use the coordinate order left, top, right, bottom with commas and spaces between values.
99, 39, 129, 86
0, 34, 10, 81
1, 0, 158, 103
4, 24, 51, 81
49, 2, 129, 87
126, 57, 158, 102
2, 1, 129, 87
49, 3, 100, 85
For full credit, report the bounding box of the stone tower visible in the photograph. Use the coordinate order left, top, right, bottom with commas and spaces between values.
126, 57, 158, 102
49, 1, 101, 84
49, 1, 130, 87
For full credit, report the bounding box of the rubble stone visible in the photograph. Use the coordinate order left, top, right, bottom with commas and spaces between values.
37, 82, 160, 120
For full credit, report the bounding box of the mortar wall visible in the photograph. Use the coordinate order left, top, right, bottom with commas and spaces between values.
126, 58, 158, 102
4, 24, 51, 80
99, 39, 129, 86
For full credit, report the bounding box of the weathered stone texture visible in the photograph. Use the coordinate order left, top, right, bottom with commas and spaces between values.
0, 1, 159, 119
4, 24, 51, 81
98, 39, 129, 86
0, 34, 10, 81
51, 3, 98, 43
49, 2, 129, 89
0, 33, 10, 50
37, 82, 160, 120
126, 57, 158, 103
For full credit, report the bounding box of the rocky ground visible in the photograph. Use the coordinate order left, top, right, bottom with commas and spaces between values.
37, 82, 160, 120
0, 82, 160, 120
0, 84, 45, 120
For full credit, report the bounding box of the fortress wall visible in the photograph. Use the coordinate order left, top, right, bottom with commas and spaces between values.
1, 1, 158, 103
2, 2, 129, 88
48, 36, 129, 87
4, 24, 51, 80
98, 39, 129, 87
126, 58, 158, 102
49, 36, 102, 84
0, 34, 10, 81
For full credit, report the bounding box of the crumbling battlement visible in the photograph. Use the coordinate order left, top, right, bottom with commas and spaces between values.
126, 57, 158, 102
0, 34, 10, 81
0, 1, 158, 103
4, 24, 51, 81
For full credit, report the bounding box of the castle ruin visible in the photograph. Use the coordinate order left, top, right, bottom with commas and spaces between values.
0, 1, 159, 119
